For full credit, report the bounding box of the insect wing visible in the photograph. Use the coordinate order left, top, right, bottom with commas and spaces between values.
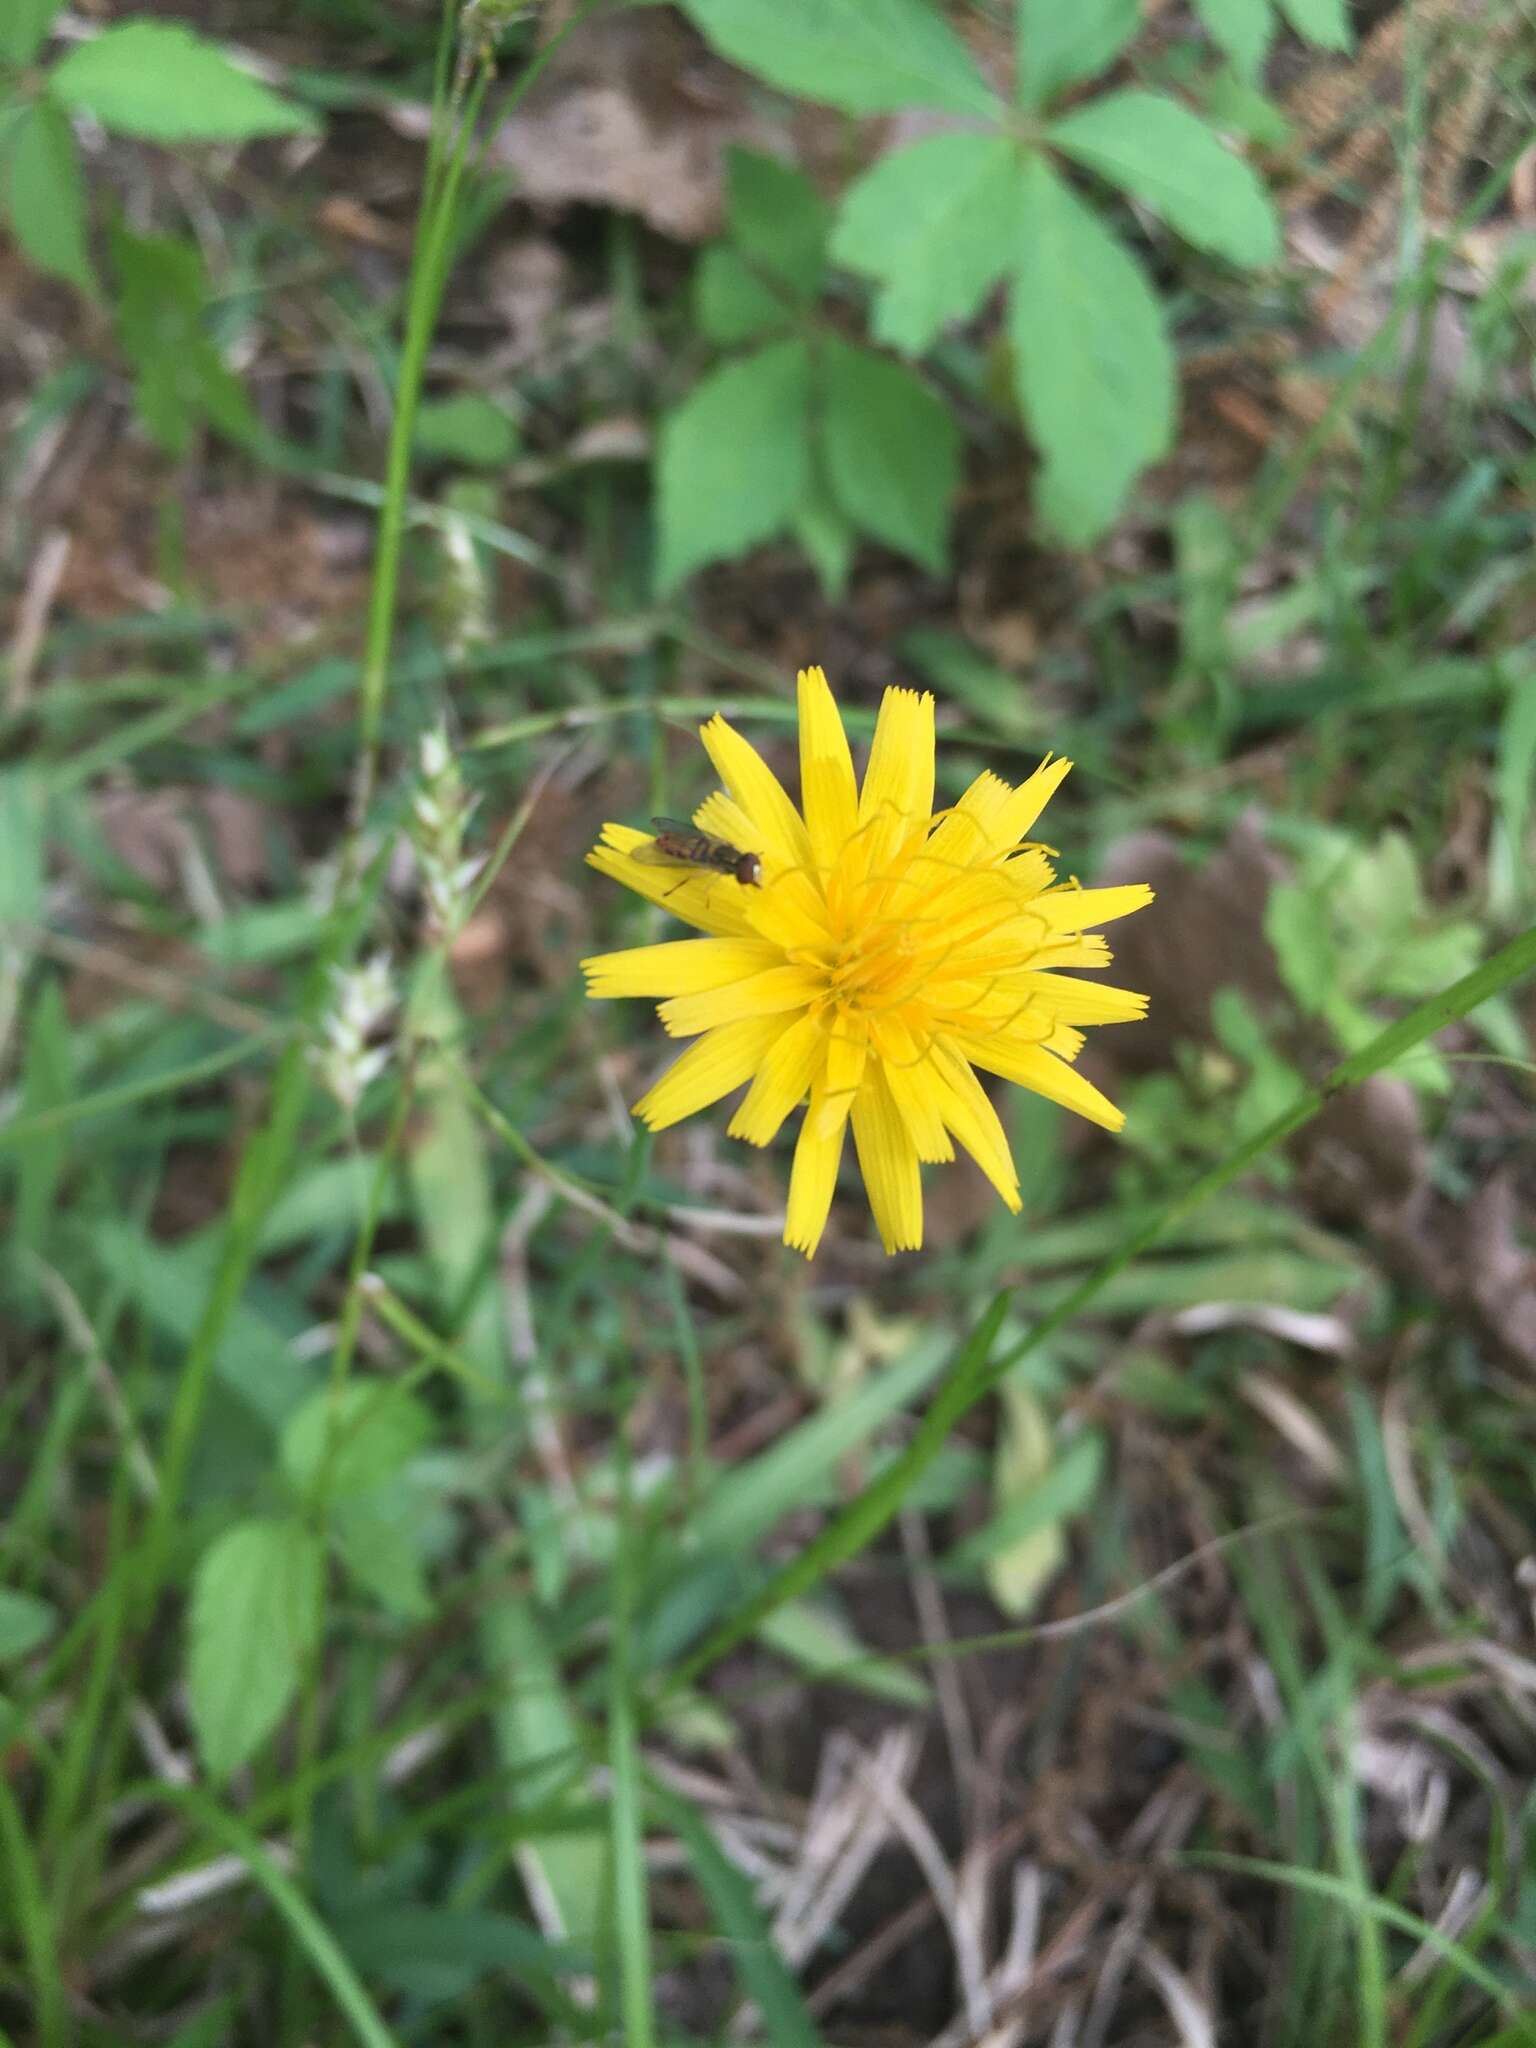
632, 837, 690, 870
633, 818, 701, 870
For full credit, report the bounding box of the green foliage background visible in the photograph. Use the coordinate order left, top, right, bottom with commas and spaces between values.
1, 1, 1535, 2044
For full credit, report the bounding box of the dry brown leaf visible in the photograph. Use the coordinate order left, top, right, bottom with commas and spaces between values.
484, 12, 774, 241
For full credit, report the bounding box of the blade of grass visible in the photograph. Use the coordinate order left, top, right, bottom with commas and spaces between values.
0, 1779, 64, 2048
607, 1398, 655, 2048
1185, 1854, 1533, 2029
656, 1783, 824, 2047
0, 1032, 280, 1153
137, 1785, 404, 2048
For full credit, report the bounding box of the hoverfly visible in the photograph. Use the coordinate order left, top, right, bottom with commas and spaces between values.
633, 817, 762, 887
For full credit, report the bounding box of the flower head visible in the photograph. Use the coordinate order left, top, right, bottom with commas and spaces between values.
583, 668, 1152, 1258
409, 723, 485, 941
312, 952, 397, 1111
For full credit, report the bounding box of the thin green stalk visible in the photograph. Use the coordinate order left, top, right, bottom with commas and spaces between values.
607, 1385, 655, 2048
352, 54, 488, 823
350, 0, 605, 826
665, 923, 1536, 1692
350, 1275, 502, 1400
284, 1066, 420, 1983
0, 1779, 63, 2048
41, 1469, 133, 1861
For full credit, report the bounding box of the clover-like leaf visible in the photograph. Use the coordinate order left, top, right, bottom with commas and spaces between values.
832, 132, 1016, 355
655, 340, 811, 590
1049, 91, 1280, 267
1009, 153, 1173, 543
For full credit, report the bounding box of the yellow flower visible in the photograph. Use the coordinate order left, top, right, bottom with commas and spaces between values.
582, 667, 1152, 1258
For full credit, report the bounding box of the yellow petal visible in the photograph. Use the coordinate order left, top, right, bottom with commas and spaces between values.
854, 687, 935, 878
728, 1010, 827, 1145
1017, 975, 1149, 1024
851, 1065, 924, 1253
659, 965, 820, 1038
927, 1041, 1021, 1210
739, 873, 834, 955
1037, 932, 1113, 970
785, 1081, 848, 1258
699, 715, 812, 870
582, 936, 782, 1000
1002, 847, 1057, 896
797, 666, 858, 874
960, 1033, 1125, 1133
633, 1014, 783, 1132
587, 829, 752, 937
871, 1019, 952, 1164
995, 755, 1073, 846
1042, 1020, 1085, 1060
696, 790, 829, 933
814, 1010, 867, 1137
692, 791, 760, 853
923, 770, 1014, 868
1034, 883, 1155, 932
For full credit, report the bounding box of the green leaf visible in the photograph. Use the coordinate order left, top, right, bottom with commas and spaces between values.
332, 1483, 436, 1622
50, 22, 315, 141
694, 244, 789, 345
0, 768, 47, 933
1265, 881, 1334, 1014
5, 98, 94, 294
1491, 669, 1536, 917
187, 1518, 323, 1780
661, 1789, 826, 2048
984, 1394, 1100, 1618
481, 1598, 607, 1945
86, 1220, 312, 1438
1015, 0, 1139, 109
1191, 0, 1275, 81
655, 339, 810, 591
1275, 0, 1351, 50
15, 978, 71, 1263
1008, 153, 1173, 543
1175, 491, 1236, 676
0, 0, 62, 68
1211, 988, 1306, 1142
336, 1906, 579, 2010
757, 1597, 930, 1705
677, 1329, 951, 1564
831, 131, 1016, 354
1049, 91, 1279, 266
945, 1419, 1104, 1593
281, 1382, 431, 1500
1380, 923, 1483, 1001
0, 1589, 58, 1662
725, 146, 829, 297
414, 394, 519, 466
680, 0, 998, 117
1196, 67, 1292, 149
111, 224, 257, 455
793, 485, 855, 599
820, 337, 959, 574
